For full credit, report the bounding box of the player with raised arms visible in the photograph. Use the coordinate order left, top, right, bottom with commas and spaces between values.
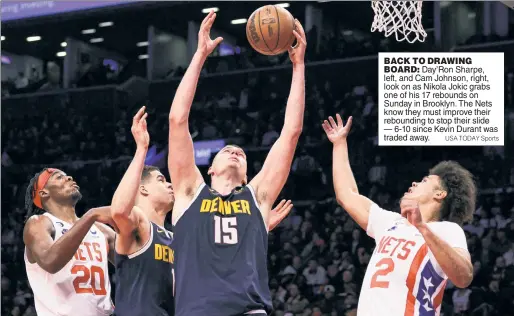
322, 114, 475, 316
110, 106, 176, 316
168, 10, 307, 316
110, 107, 294, 316
23, 168, 116, 316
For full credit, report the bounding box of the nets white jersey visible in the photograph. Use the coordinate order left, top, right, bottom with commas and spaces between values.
24, 213, 114, 316
357, 203, 469, 316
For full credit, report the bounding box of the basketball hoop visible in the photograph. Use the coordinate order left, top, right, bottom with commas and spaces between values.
371, 1, 427, 43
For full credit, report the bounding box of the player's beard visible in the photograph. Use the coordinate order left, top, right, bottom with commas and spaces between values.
70, 190, 83, 205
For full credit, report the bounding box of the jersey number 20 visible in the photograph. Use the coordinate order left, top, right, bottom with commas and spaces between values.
72, 264, 107, 295
214, 215, 238, 244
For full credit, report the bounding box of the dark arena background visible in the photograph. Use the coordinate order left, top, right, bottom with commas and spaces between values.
1, 1, 514, 315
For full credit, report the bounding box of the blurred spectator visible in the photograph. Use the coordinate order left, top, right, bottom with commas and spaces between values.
452, 287, 472, 314
38, 62, 61, 91
303, 259, 327, 286
262, 123, 280, 146
368, 156, 386, 186
285, 284, 309, 314
15, 72, 29, 90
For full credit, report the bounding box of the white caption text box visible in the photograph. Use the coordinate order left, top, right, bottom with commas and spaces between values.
378, 52, 504, 146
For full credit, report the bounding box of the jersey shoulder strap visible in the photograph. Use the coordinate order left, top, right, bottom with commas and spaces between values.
127, 220, 155, 259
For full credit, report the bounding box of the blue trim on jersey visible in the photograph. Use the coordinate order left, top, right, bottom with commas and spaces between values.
415, 260, 444, 316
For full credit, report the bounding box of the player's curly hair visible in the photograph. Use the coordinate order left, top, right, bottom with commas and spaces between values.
429, 161, 477, 226
24, 168, 48, 221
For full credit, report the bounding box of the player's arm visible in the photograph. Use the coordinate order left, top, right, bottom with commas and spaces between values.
23, 208, 113, 274
111, 106, 151, 252
250, 20, 307, 216
168, 11, 222, 195
332, 134, 372, 230
417, 223, 473, 288
322, 115, 373, 231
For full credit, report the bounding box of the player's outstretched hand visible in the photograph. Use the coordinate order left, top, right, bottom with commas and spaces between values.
288, 19, 307, 65
197, 10, 223, 58
400, 198, 423, 227
131, 106, 150, 150
268, 199, 293, 231
87, 207, 119, 233
322, 114, 352, 144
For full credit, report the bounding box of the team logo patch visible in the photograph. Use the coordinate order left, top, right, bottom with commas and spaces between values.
388, 219, 406, 231
157, 228, 172, 239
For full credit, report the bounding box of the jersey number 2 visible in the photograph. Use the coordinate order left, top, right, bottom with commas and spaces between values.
72, 264, 107, 295
370, 258, 395, 288
214, 215, 238, 244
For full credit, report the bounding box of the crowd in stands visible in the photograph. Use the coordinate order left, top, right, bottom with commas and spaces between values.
0, 19, 431, 97
5, 14, 514, 97
2, 22, 514, 316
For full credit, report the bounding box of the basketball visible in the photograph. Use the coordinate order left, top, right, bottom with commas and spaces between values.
246, 5, 296, 56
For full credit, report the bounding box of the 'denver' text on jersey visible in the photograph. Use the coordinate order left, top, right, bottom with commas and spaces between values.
172, 183, 272, 316
114, 221, 174, 316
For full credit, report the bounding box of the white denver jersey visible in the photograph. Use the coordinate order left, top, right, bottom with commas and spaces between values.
357, 203, 469, 316
24, 213, 114, 316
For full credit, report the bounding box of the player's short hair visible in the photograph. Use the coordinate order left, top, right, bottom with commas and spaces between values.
208, 145, 247, 185
225, 144, 243, 150
209, 144, 244, 165
429, 161, 477, 226
141, 165, 160, 183
24, 168, 49, 221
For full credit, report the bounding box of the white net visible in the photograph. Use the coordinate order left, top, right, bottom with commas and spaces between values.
371, 1, 427, 43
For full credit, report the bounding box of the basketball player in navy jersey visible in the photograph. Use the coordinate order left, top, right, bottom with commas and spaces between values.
111, 107, 293, 316
168, 10, 307, 316
110, 106, 175, 316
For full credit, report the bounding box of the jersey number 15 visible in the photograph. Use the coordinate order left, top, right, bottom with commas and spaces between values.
214, 215, 238, 245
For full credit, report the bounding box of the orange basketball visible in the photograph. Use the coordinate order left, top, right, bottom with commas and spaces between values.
246, 5, 296, 56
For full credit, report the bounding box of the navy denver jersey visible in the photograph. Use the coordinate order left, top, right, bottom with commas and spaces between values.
172, 183, 272, 316
114, 221, 174, 316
